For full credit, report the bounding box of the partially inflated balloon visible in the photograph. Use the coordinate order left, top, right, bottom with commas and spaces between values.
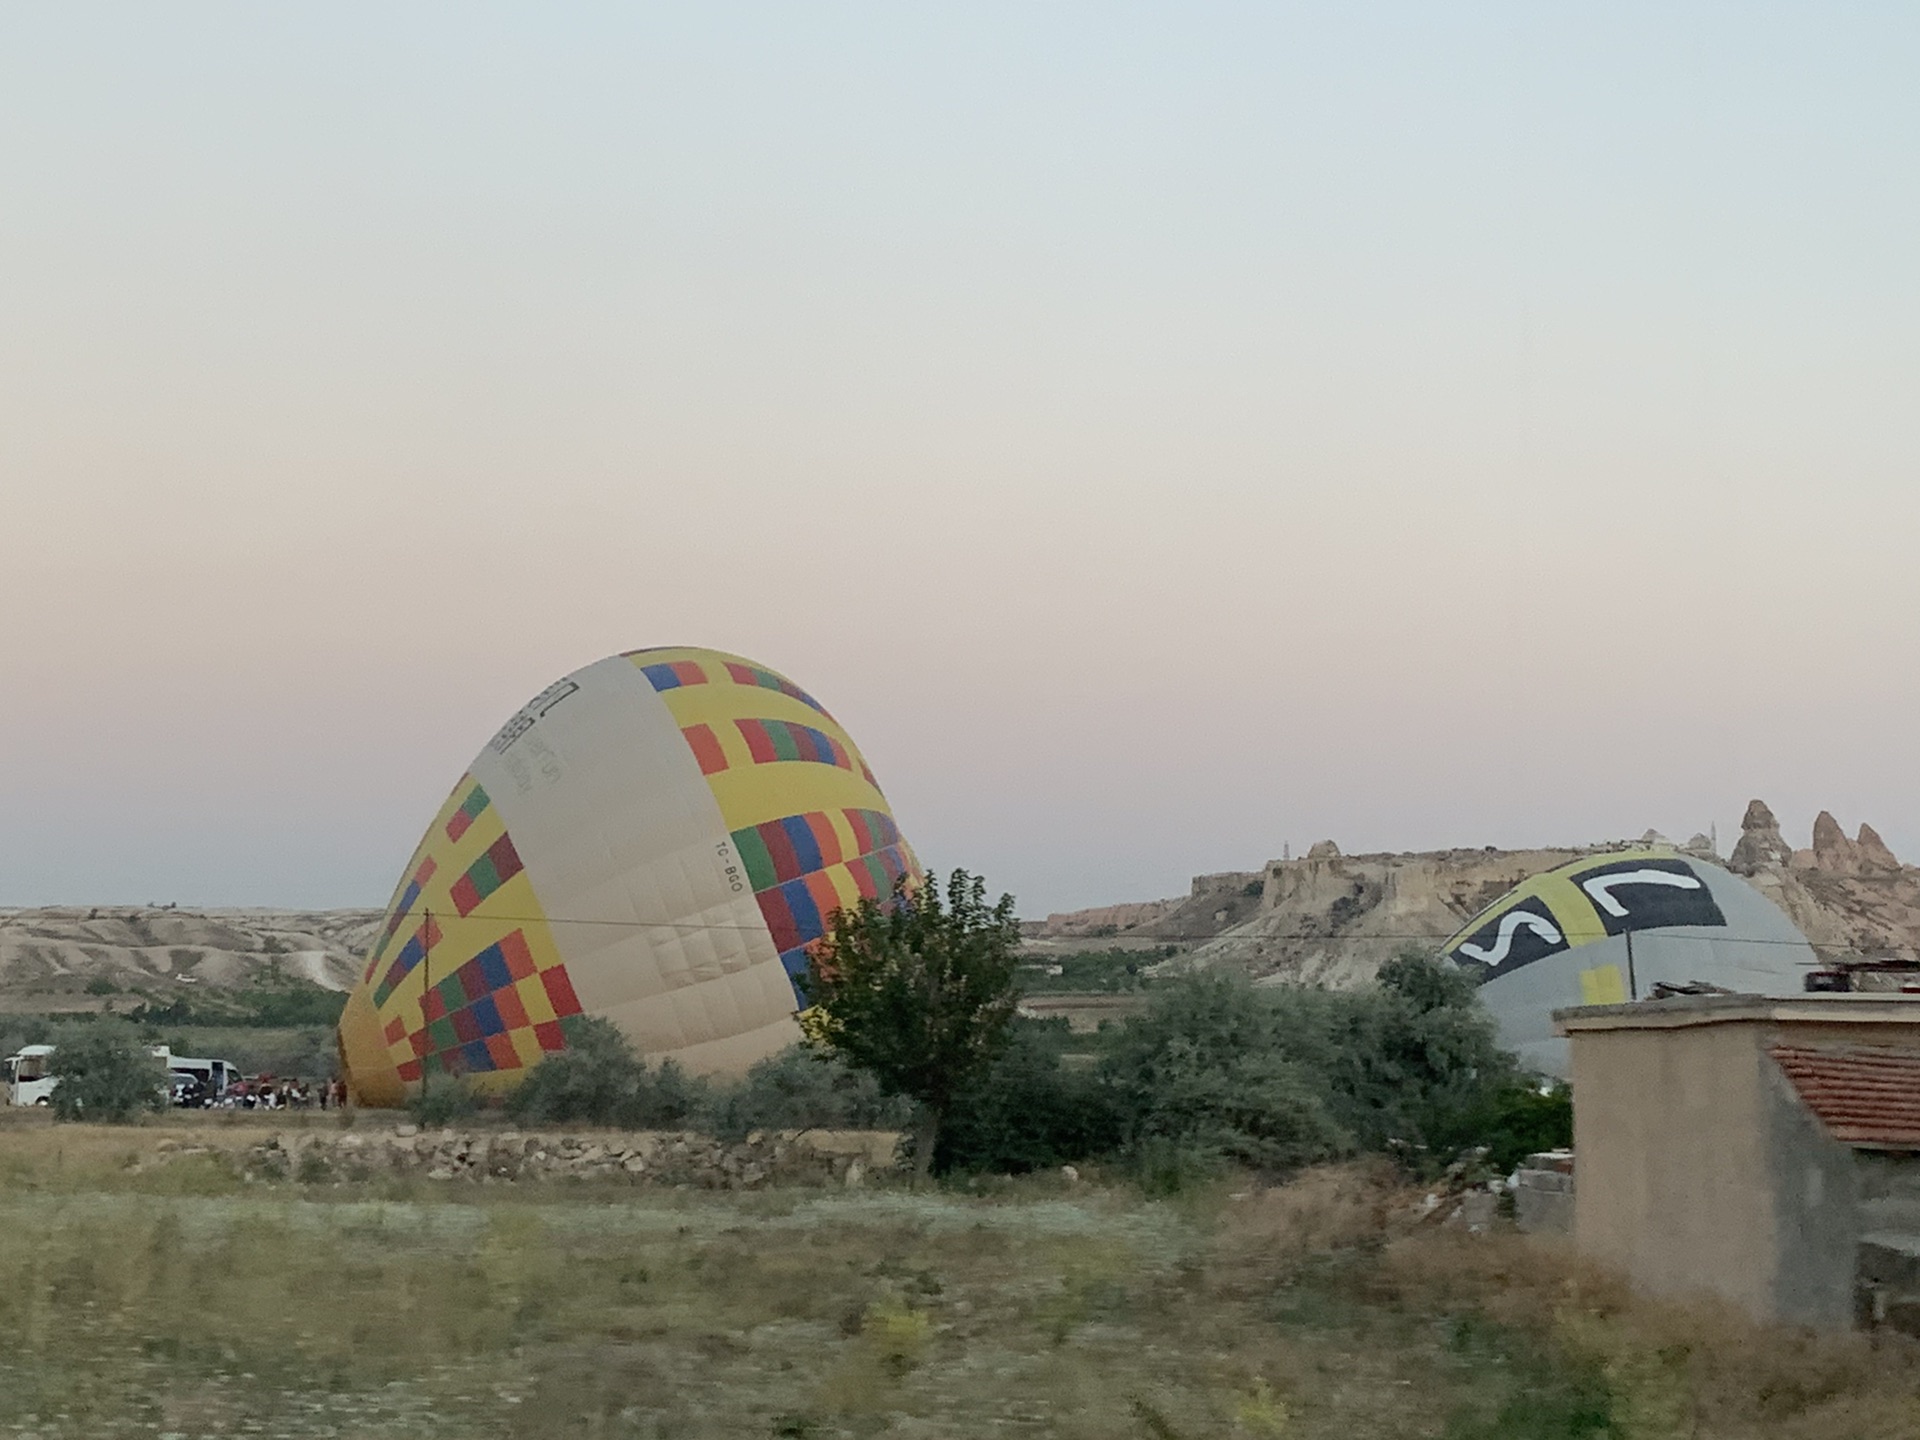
1443, 848, 1816, 1076
338, 648, 917, 1105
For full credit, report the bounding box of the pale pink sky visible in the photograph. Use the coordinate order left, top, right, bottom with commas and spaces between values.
4, 5, 1918, 913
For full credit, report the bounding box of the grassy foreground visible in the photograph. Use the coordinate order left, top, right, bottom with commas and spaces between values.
2, 1122, 1918, 1438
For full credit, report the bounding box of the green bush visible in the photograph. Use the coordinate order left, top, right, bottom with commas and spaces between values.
505, 1017, 705, 1128
936, 1021, 1124, 1174
1015, 948, 1172, 995
130, 987, 346, 1029
1102, 980, 1354, 1174
700, 1047, 910, 1140
0, 1017, 52, 1061
46, 1023, 167, 1122
1425, 1080, 1573, 1175
409, 1078, 482, 1127
1096, 956, 1535, 1179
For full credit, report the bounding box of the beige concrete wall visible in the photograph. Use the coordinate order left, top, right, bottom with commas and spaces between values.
1759, 1017, 1920, 1053
1570, 1020, 1776, 1317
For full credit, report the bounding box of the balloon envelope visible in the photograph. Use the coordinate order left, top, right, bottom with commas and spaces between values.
1442, 848, 1817, 1076
338, 648, 917, 1105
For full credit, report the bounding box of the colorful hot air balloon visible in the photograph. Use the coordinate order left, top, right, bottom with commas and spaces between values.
337, 648, 917, 1105
1442, 848, 1817, 1076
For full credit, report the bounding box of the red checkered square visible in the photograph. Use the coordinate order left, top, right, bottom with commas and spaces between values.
540, 964, 583, 1018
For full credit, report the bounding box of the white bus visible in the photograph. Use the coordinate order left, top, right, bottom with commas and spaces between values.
3, 1045, 58, 1106
3, 1044, 238, 1107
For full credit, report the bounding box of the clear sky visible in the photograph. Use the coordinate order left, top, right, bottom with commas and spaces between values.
4, 4, 1918, 915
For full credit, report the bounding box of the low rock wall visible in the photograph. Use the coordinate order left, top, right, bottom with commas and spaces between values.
1513, 1149, 1575, 1234
163, 1127, 903, 1189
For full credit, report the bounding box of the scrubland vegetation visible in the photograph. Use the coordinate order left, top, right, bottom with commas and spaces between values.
3, 1125, 1918, 1439
458, 956, 1570, 1185
6, 912, 1904, 1436
1016, 946, 1175, 994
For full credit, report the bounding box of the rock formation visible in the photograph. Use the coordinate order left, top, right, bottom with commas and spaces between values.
1730, 799, 1795, 874
1810, 811, 1859, 874
1026, 869, 1265, 944
1029, 801, 1920, 989
1858, 824, 1902, 876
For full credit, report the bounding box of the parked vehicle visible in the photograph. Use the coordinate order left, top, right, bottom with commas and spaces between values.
2, 1043, 238, 1107
2, 1044, 57, 1106
165, 1052, 239, 1106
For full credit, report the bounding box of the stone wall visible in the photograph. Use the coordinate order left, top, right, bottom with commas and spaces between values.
165, 1126, 903, 1188
1512, 1149, 1574, 1234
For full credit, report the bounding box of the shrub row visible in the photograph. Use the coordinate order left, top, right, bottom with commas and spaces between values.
23, 957, 1570, 1187
431, 955, 1571, 1183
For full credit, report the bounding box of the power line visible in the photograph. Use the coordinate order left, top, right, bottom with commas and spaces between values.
11, 908, 1897, 957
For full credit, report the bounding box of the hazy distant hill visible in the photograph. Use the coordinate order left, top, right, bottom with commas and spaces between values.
0, 906, 380, 1015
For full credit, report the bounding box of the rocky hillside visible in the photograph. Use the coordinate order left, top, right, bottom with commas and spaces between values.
15, 800, 1917, 1010
1027, 801, 1920, 989
0, 907, 380, 1013
1726, 801, 1920, 961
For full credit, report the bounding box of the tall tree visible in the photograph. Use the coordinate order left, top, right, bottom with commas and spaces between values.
47, 1023, 168, 1122
798, 868, 1022, 1182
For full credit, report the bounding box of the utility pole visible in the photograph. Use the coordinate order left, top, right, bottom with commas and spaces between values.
1624, 926, 1637, 1002
420, 907, 432, 1103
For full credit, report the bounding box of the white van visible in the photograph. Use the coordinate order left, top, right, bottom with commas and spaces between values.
165, 1051, 239, 1105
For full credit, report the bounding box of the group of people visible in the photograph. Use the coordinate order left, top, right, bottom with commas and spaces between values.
173, 1075, 350, 1110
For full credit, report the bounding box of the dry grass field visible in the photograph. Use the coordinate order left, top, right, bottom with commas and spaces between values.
3, 1115, 1919, 1438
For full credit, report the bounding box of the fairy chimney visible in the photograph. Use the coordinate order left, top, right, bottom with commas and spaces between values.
1811, 811, 1861, 875
1729, 799, 1794, 875
1857, 823, 1903, 876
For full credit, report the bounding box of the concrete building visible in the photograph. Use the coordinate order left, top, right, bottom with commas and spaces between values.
1557, 994, 1920, 1333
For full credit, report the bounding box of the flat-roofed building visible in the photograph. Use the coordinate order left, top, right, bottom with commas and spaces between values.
1557, 993, 1920, 1332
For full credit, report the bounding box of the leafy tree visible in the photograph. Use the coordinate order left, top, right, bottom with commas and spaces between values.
1376, 949, 1480, 1012
47, 1023, 167, 1121
1324, 951, 1524, 1158
798, 869, 1023, 1182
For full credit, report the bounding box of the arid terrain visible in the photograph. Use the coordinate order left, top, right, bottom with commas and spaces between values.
4, 1113, 1918, 1439
0, 907, 378, 1013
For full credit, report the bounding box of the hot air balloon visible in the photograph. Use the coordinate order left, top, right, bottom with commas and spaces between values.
1442, 848, 1817, 1076
337, 648, 917, 1105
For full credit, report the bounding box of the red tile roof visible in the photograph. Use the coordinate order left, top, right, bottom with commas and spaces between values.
1770, 1046, 1920, 1149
